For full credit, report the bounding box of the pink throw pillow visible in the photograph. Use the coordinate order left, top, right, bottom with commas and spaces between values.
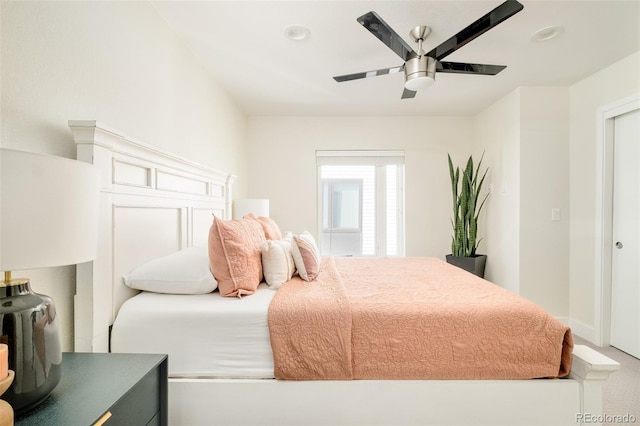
291, 231, 321, 281
245, 213, 282, 240
208, 216, 266, 297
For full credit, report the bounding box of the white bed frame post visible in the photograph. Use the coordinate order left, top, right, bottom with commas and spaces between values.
570, 345, 621, 425
70, 121, 119, 352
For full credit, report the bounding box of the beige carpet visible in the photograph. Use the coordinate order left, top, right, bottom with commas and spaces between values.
574, 336, 640, 425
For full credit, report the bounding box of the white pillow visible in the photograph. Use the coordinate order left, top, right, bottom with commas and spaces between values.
260, 235, 295, 289
290, 231, 321, 282
123, 247, 217, 294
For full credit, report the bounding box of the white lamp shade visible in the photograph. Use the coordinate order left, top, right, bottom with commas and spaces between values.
1, 148, 100, 271
233, 199, 269, 219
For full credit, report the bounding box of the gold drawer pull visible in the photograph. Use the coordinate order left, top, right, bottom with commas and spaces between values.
93, 411, 112, 426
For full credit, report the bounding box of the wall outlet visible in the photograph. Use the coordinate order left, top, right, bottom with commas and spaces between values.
551, 208, 561, 221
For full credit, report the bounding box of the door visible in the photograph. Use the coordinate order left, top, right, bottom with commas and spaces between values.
611, 108, 640, 358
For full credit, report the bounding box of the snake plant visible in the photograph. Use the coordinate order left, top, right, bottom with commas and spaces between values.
448, 153, 489, 257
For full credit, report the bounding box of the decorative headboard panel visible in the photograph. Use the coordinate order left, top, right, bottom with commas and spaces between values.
69, 121, 235, 352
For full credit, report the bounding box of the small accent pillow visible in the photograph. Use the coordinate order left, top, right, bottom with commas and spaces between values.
208, 215, 266, 298
260, 234, 295, 289
123, 247, 217, 294
290, 231, 322, 281
246, 213, 282, 240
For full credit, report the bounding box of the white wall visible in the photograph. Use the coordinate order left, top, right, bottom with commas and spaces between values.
473, 87, 570, 318
0, 1, 247, 350
569, 51, 640, 338
473, 90, 521, 294
246, 116, 473, 257
519, 87, 570, 317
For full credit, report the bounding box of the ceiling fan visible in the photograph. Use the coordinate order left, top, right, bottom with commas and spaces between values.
333, 0, 524, 99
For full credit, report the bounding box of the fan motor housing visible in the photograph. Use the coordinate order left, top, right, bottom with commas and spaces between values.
404, 54, 436, 90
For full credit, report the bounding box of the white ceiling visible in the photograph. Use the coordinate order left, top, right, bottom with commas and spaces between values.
151, 0, 640, 116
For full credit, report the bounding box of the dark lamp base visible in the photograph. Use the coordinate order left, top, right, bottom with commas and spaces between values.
0, 279, 62, 415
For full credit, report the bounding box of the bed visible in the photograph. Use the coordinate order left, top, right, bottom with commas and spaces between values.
70, 120, 620, 426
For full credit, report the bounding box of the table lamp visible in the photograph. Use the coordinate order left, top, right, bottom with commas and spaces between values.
0, 148, 99, 414
233, 199, 269, 219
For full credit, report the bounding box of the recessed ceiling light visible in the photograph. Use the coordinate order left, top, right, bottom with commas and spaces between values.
284, 24, 311, 41
531, 25, 564, 42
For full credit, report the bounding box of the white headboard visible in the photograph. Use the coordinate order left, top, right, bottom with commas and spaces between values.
69, 120, 235, 352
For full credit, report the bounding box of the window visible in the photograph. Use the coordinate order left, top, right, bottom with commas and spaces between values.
317, 151, 404, 257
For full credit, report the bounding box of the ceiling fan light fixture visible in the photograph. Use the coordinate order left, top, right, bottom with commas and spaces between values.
405, 74, 435, 91
404, 55, 436, 91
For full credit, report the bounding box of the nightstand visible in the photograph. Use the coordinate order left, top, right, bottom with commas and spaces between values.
15, 352, 167, 426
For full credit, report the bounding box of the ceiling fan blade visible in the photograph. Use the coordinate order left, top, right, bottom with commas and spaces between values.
401, 88, 417, 99
357, 11, 415, 61
427, 0, 524, 61
333, 65, 404, 82
437, 62, 506, 75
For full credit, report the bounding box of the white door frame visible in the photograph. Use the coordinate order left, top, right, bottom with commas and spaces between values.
594, 93, 640, 346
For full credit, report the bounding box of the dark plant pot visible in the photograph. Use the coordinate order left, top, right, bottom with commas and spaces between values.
446, 254, 487, 278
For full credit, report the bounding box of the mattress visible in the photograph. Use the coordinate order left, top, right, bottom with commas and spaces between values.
113, 258, 572, 381
111, 283, 276, 378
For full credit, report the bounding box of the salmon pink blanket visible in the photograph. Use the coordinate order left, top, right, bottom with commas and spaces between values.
268, 257, 573, 380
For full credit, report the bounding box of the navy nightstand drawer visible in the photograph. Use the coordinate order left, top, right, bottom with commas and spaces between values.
104, 364, 162, 425
14, 353, 168, 426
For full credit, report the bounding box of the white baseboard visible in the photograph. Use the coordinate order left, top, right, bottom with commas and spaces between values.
569, 318, 597, 345
555, 316, 598, 345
